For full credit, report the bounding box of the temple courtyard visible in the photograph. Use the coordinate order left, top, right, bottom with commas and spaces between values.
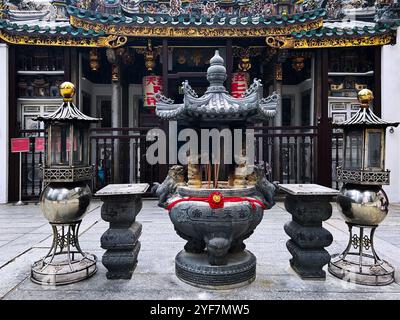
1, 200, 400, 300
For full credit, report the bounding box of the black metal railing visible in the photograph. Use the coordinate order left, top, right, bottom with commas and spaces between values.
253, 126, 318, 184
18, 125, 340, 200
90, 127, 167, 193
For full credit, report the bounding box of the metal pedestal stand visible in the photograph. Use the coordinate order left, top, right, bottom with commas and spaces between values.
15, 153, 25, 206
31, 221, 97, 285
328, 222, 394, 286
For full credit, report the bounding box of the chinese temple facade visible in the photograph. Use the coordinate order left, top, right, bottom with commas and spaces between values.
1, 0, 400, 203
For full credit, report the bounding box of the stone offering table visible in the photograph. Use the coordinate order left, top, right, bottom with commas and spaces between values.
279, 184, 339, 280
95, 183, 149, 279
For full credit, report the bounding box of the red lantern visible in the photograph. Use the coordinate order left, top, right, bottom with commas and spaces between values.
231, 72, 249, 98
143, 75, 163, 108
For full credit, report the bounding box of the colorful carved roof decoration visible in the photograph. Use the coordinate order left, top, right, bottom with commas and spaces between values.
277, 21, 398, 48
0, 0, 398, 48
68, 6, 325, 37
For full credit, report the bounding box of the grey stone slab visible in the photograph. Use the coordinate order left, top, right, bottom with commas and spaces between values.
95, 183, 149, 196
0, 227, 39, 234
0, 248, 48, 299
0, 241, 10, 247
279, 184, 339, 196
0, 234, 24, 242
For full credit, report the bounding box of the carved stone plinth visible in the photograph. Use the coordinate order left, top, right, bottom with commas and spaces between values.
279, 184, 338, 280
175, 250, 256, 290
96, 183, 149, 279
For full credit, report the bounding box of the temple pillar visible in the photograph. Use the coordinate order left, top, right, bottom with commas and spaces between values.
0, 44, 8, 203
273, 61, 283, 181
107, 49, 121, 183
111, 80, 121, 183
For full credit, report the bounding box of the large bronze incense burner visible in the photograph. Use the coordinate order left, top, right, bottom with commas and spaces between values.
155, 50, 279, 289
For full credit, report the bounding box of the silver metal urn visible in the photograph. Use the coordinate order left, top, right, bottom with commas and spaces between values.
40, 182, 92, 224
329, 89, 399, 286
31, 82, 101, 285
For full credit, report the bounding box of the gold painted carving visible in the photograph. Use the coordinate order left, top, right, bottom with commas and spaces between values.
266, 35, 294, 49
0, 30, 100, 47
0, 30, 127, 48
70, 15, 323, 38
97, 35, 128, 48
266, 33, 395, 49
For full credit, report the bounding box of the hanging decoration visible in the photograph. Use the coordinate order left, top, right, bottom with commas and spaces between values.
231, 72, 249, 98
231, 56, 251, 98
106, 48, 120, 82
144, 39, 156, 72
292, 56, 305, 72
275, 63, 283, 81
142, 39, 163, 108
89, 48, 100, 71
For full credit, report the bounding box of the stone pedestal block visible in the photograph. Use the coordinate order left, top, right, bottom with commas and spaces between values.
279, 184, 338, 280
96, 183, 149, 280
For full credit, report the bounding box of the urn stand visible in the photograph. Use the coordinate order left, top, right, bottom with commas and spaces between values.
329, 184, 395, 286
329, 222, 394, 286
279, 184, 338, 280
96, 183, 149, 279
31, 220, 97, 285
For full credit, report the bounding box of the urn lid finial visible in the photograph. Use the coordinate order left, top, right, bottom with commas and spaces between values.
357, 88, 373, 108
206, 50, 227, 90
59, 81, 75, 103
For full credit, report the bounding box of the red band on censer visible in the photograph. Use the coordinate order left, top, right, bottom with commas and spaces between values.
166, 192, 266, 211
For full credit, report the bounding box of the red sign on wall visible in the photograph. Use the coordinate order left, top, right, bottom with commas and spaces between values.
35, 137, 45, 152
11, 138, 30, 153
143, 75, 163, 108
231, 72, 249, 98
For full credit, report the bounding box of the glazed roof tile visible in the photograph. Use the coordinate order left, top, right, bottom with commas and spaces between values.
0, 19, 105, 36
67, 5, 326, 27
291, 20, 400, 39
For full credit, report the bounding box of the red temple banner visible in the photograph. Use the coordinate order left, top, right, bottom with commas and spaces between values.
11, 138, 30, 153
143, 75, 163, 108
35, 137, 45, 152
231, 72, 249, 98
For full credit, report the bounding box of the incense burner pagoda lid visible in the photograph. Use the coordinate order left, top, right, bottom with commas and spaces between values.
335, 89, 399, 129
155, 50, 279, 122
35, 82, 101, 123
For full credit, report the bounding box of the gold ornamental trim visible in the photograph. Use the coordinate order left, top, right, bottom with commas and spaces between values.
70, 15, 323, 38
0, 31, 127, 48
266, 33, 396, 49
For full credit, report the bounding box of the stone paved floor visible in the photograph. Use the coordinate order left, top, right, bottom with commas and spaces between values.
1, 200, 400, 300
